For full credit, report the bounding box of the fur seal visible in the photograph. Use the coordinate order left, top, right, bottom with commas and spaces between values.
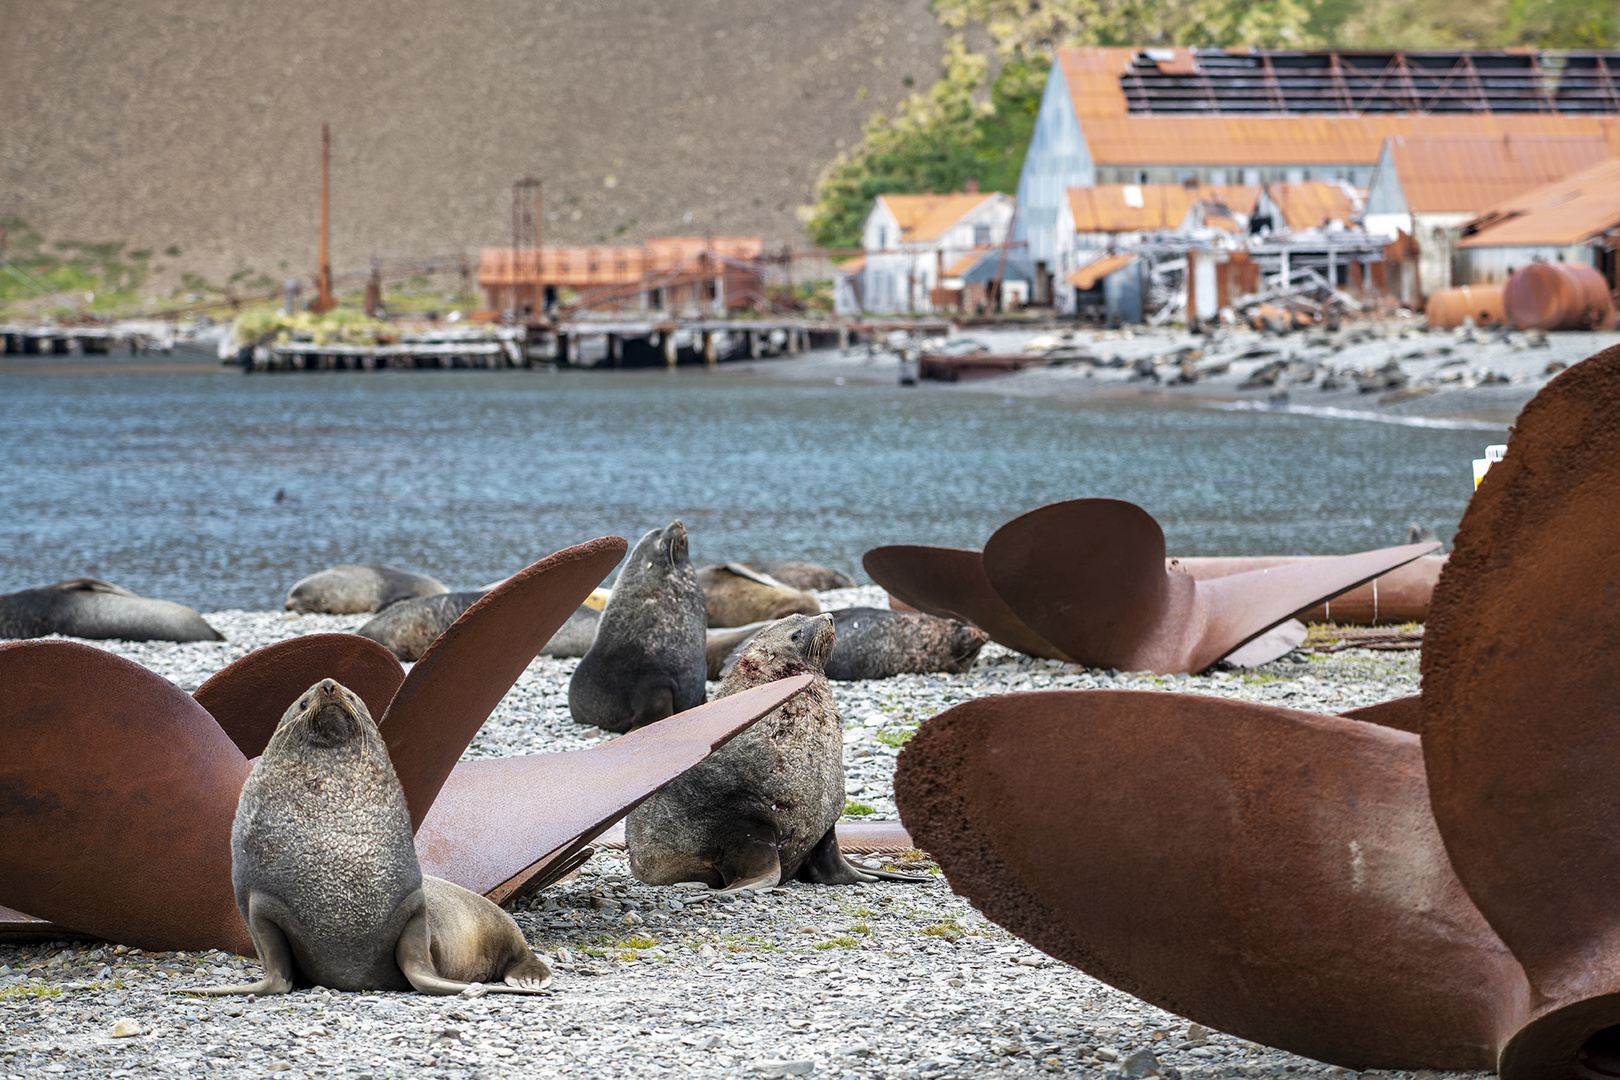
358, 592, 599, 662
746, 560, 856, 591
201, 679, 551, 995
714, 608, 988, 682
698, 563, 821, 627
625, 613, 926, 891
569, 521, 707, 732
0, 579, 221, 642
285, 564, 448, 614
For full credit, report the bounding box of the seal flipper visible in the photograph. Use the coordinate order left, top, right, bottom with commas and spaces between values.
795, 826, 931, 885
195, 892, 298, 996
396, 903, 549, 996
717, 837, 783, 893
629, 680, 677, 729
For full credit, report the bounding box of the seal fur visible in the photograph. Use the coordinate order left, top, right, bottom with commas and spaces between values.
569, 521, 707, 732
0, 579, 221, 642
285, 564, 448, 614
199, 678, 550, 996
626, 613, 926, 890
746, 560, 855, 591
718, 607, 988, 682
698, 563, 821, 627
358, 592, 599, 662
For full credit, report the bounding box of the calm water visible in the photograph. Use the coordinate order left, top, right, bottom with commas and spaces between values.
0, 364, 1503, 611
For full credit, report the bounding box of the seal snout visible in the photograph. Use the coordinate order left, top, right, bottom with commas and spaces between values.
293, 678, 370, 746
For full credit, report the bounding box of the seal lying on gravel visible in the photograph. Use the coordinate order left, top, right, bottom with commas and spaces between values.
201, 679, 551, 996
745, 560, 855, 591
713, 608, 988, 682
0, 579, 222, 642
626, 613, 927, 891
570, 521, 708, 732
698, 563, 821, 627
357, 592, 599, 662
284, 564, 448, 614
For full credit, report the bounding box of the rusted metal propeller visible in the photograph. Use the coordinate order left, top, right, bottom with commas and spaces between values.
0, 640, 256, 955
981, 498, 1437, 673
416, 676, 815, 904
861, 544, 1071, 660
895, 347, 1620, 1079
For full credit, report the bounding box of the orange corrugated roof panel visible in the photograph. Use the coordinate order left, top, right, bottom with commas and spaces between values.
1383, 135, 1612, 213
1069, 253, 1139, 289
1068, 184, 1259, 232
878, 193, 999, 242
1459, 157, 1620, 247
644, 235, 763, 271
944, 248, 993, 277
835, 256, 866, 276
1265, 181, 1361, 229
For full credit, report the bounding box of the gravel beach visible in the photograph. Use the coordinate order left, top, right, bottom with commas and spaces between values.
0, 591, 1471, 1080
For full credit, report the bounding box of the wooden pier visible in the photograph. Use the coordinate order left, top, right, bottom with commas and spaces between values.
1, 323, 176, 356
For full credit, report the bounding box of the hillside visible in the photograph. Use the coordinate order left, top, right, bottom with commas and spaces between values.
0, 1, 943, 296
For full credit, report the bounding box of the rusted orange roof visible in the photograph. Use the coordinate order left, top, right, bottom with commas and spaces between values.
1264, 181, 1361, 229
1069, 253, 1138, 289
478, 246, 644, 287
644, 236, 763, 271
1384, 136, 1612, 213
835, 256, 865, 277
1068, 184, 1259, 232
1053, 50, 1620, 165
943, 248, 993, 277
878, 193, 999, 242
1459, 157, 1620, 246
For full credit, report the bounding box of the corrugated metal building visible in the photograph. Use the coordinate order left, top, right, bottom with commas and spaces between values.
1457, 157, 1620, 288
1364, 135, 1613, 292
1017, 46, 1620, 300
860, 189, 1014, 313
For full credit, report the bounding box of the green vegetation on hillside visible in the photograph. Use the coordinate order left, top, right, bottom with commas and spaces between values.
0, 217, 152, 316
805, 0, 1615, 251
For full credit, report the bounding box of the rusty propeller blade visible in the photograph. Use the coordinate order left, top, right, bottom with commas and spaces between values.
0, 641, 254, 955
981, 498, 1437, 673
861, 544, 1070, 660
379, 536, 629, 831
1175, 554, 1446, 625
193, 633, 405, 758
415, 675, 813, 904
1341, 694, 1424, 734
1420, 346, 1620, 1080
893, 690, 1529, 1070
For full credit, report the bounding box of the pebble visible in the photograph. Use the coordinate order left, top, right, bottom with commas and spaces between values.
1, 606, 1457, 1080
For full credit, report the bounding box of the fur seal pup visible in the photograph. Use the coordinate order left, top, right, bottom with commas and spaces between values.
625, 613, 926, 891
746, 560, 855, 591
0, 579, 221, 642
698, 563, 821, 627
358, 592, 600, 662
285, 564, 448, 614
570, 521, 707, 732
716, 607, 988, 682
200, 679, 551, 996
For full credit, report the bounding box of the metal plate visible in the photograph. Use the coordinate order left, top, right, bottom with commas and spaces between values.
894, 690, 1528, 1070
193, 634, 405, 758
0, 640, 254, 954
415, 675, 813, 900
380, 536, 629, 830
862, 544, 1070, 660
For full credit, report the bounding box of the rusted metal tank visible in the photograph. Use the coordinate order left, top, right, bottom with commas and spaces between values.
1503, 262, 1615, 331
1425, 285, 1505, 329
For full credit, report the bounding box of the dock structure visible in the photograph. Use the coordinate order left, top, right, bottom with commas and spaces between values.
1, 323, 176, 356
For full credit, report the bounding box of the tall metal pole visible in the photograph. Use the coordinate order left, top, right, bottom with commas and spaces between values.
312, 122, 336, 314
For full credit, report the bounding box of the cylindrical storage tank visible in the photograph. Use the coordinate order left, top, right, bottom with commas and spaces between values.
1504, 263, 1616, 331
1426, 285, 1505, 329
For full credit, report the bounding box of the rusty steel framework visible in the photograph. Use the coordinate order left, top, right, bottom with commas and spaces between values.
895, 345, 1620, 1080
0, 537, 811, 953
1121, 49, 1620, 116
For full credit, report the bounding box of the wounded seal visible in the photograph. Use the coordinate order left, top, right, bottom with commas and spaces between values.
569, 521, 707, 733
284, 564, 449, 615
357, 592, 599, 662
626, 613, 927, 891
0, 579, 221, 642
200, 678, 552, 995
698, 563, 821, 627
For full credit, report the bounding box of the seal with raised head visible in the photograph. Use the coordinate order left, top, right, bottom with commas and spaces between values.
0, 579, 221, 642
626, 613, 927, 891
358, 592, 599, 662
746, 560, 856, 592
569, 521, 707, 732
698, 563, 821, 627
200, 678, 551, 996
285, 564, 449, 615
